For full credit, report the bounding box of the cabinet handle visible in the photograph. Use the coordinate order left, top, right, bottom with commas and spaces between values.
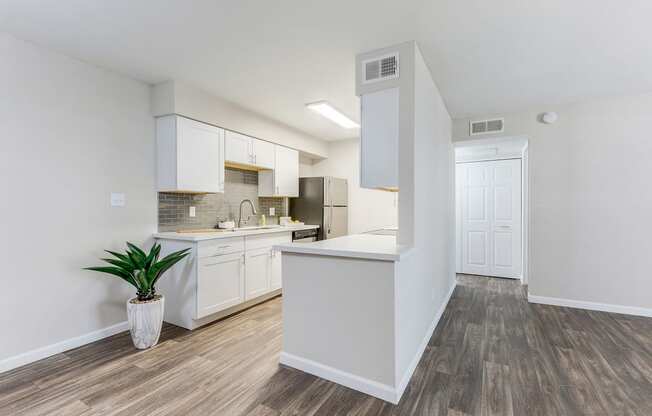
254, 154, 257, 164
276, 186, 279, 195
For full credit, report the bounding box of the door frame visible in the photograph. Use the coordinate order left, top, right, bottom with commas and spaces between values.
454, 136, 530, 284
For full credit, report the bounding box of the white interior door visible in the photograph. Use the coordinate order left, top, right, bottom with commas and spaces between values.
459, 159, 522, 278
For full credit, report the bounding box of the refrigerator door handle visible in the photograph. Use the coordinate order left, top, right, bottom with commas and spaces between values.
326, 177, 331, 207
328, 205, 333, 235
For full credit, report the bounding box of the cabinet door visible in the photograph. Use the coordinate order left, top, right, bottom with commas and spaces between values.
225, 131, 253, 165
360, 87, 399, 190
177, 117, 224, 193
275, 146, 299, 197
245, 247, 271, 300
252, 138, 275, 169
270, 248, 282, 290
196, 252, 244, 318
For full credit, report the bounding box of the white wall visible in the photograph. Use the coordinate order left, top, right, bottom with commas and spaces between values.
298, 155, 314, 177
0, 33, 156, 368
395, 44, 455, 380
152, 81, 329, 159
453, 92, 652, 312
310, 139, 398, 234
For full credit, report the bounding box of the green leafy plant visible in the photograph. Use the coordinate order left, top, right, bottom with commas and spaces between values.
85, 242, 190, 302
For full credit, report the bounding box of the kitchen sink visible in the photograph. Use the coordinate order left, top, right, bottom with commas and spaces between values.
233, 225, 281, 231
175, 228, 234, 233
176, 225, 282, 234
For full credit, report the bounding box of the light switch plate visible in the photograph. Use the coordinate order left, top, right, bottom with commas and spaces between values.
269, 207, 275, 216
189, 206, 196, 217
110, 193, 126, 207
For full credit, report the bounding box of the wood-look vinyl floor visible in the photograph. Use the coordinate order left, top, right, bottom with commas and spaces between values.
3, 275, 652, 415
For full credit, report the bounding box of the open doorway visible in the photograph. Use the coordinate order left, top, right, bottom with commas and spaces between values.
454, 136, 529, 282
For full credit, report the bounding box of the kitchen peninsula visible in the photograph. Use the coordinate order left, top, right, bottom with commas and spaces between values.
274, 234, 446, 404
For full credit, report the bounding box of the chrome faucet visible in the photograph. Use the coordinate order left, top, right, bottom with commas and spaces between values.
238, 199, 258, 228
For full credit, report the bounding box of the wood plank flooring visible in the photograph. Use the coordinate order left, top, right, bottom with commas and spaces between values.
3, 274, 652, 415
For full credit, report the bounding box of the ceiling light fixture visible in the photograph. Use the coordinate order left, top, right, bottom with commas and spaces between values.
306, 101, 359, 129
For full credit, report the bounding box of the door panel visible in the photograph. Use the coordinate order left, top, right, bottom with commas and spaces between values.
326, 177, 348, 206
324, 206, 348, 239
225, 131, 252, 165
467, 188, 486, 220
460, 159, 522, 278
460, 163, 491, 275
177, 117, 222, 193
467, 232, 488, 265
274, 146, 299, 197
196, 252, 244, 318
245, 248, 271, 300
252, 138, 275, 169
270, 249, 282, 290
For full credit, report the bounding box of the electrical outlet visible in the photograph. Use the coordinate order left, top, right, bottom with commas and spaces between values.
189, 206, 196, 217
269, 207, 275, 216
110, 193, 125, 207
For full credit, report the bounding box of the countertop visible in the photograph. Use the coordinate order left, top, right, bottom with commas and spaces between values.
275, 234, 411, 262
154, 224, 319, 242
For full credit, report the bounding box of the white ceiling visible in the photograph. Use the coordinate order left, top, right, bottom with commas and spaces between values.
2, 0, 652, 141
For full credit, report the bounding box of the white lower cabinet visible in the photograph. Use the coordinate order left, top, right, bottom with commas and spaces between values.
270, 248, 282, 290
197, 252, 245, 319
245, 247, 272, 300
156, 230, 294, 330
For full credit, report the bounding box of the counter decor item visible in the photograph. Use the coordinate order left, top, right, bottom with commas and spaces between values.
279, 216, 292, 226
84, 242, 190, 349
217, 220, 235, 229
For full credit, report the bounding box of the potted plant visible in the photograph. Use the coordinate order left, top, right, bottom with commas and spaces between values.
85, 242, 190, 349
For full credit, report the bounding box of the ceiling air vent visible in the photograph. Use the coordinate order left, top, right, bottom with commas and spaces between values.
362, 53, 399, 84
470, 118, 504, 136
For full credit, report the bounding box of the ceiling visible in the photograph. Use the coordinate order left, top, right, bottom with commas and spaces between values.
2, 0, 651, 141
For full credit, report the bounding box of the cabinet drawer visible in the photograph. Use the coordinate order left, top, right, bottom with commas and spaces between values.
198, 237, 245, 258
246, 232, 291, 251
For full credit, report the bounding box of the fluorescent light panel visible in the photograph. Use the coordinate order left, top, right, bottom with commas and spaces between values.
306, 101, 359, 129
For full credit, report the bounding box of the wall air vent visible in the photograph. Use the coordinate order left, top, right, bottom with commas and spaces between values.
469, 118, 504, 136
362, 53, 399, 84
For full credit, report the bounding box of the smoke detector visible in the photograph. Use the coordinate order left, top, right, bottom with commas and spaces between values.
540, 112, 558, 124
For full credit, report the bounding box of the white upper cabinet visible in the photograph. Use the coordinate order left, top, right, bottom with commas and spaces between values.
252, 139, 275, 169
224, 130, 275, 170
157, 115, 225, 193
360, 87, 399, 191
258, 145, 299, 197
224, 131, 251, 166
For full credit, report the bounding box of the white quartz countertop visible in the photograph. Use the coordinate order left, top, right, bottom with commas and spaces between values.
153, 225, 319, 242
275, 234, 410, 262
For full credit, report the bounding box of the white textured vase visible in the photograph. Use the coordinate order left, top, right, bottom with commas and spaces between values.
126, 295, 164, 349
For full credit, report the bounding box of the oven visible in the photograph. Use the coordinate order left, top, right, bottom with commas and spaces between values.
292, 228, 319, 243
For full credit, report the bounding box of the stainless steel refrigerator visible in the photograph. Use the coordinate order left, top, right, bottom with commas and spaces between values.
289, 177, 348, 240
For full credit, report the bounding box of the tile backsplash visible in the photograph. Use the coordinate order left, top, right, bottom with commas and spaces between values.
158, 168, 287, 232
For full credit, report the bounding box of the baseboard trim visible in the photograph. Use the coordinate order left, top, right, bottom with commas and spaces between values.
396, 281, 457, 401
0, 321, 129, 374
279, 351, 399, 403
528, 295, 652, 317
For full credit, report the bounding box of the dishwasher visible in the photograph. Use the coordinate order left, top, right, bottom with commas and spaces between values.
292, 228, 319, 243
